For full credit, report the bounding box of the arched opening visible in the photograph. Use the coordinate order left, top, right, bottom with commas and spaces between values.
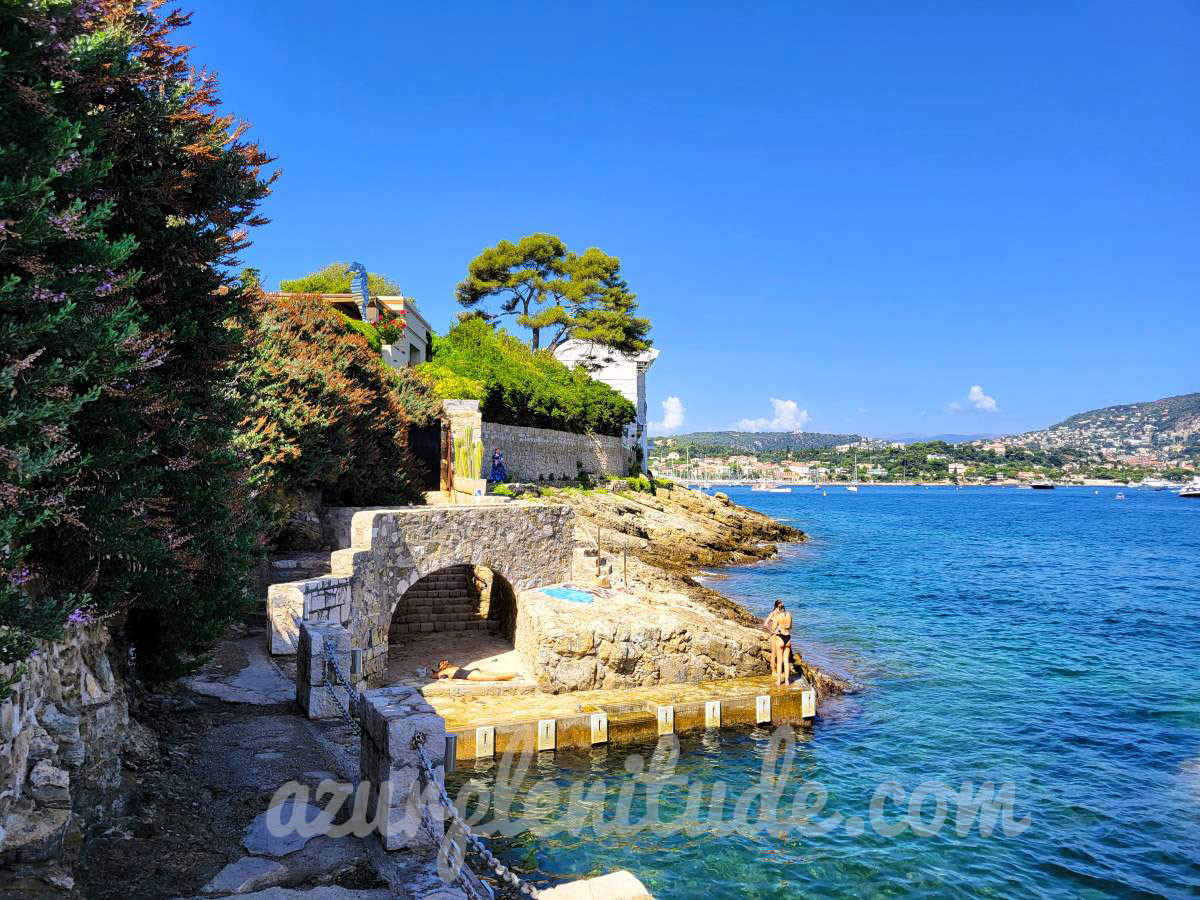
385, 564, 528, 687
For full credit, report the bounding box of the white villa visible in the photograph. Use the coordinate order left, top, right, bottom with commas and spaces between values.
553, 340, 660, 471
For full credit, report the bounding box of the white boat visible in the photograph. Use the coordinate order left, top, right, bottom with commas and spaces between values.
847, 449, 860, 491
1179, 478, 1200, 498
1140, 478, 1171, 491
1030, 480, 1055, 490
751, 482, 791, 493
1115, 492, 1126, 501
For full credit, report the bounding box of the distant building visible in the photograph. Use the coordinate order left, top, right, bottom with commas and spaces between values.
553, 340, 660, 471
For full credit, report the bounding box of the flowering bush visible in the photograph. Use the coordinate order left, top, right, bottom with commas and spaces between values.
377, 317, 406, 345
235, 295, 435, 532
1, 0, 273, 686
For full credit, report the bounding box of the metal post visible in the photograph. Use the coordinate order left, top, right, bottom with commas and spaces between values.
444, 735, 458, 774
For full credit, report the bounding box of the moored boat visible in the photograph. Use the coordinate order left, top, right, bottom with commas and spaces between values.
1030, 480, 1055, 489
1179, 478, 1200, 498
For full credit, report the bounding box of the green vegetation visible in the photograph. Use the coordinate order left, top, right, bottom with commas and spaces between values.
280, 262, 402, 296
234, 295, 435, 530
0, 1, 273, 684
419, 317, 636, 436
659, 430, 864, 457
453, 425, 484, 480
337, 312, 381, 352
455, 233, 651, 354
491, 483, 515, 497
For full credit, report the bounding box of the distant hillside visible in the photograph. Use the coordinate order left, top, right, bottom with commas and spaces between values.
1012, 392, 1200, 455
888, 432, 1000, 445
651, 430, 862, 455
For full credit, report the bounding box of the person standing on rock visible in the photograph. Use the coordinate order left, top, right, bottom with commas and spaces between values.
765, 600, 792, 686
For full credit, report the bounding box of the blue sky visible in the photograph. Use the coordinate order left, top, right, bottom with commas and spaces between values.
188, 1, 1198, 438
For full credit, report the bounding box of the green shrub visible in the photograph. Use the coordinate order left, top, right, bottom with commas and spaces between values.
280, 262, 401, 296
491, 483, 515, 497
337, 311, 381, 352
418, 318, 636, 435
235, 295, 433, 529
1, 1, 272, 685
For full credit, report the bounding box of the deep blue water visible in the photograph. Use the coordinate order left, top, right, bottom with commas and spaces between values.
449, 487, 1200, 897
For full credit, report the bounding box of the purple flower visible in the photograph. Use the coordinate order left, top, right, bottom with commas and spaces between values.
48, 209, 82, 237
10, 567, 32, 586
67, 608, 92, 625
95, 281, 115, 296
31, 286, 66, 304
56, 152, 81, 175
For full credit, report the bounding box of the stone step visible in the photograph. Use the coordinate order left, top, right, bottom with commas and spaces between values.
391, 620, 494, 635
402, 611, 482, 624
403, 596, 479, 608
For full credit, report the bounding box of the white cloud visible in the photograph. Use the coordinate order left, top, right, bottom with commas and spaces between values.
737, 398, 811, 432
968, 385, 997, 412
649, 396, 686, 435
948, 385, 998, 413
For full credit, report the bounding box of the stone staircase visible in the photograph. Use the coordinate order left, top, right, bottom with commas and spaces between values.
573, 546, 613, 582
390, 565, 492, 638
249, 551, 334, 626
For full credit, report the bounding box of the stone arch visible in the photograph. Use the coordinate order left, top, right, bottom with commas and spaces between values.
267, 504, 573, 686
383, 563, 525, 685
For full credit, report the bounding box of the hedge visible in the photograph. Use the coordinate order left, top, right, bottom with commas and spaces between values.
418, 318, 636, 436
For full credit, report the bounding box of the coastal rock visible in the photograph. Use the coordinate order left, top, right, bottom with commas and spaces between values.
202, 856, 287, 894
242, 799, 324, 857
28, 761, 70, 809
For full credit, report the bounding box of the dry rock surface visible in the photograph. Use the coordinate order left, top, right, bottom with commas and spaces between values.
529, 483, 853, 697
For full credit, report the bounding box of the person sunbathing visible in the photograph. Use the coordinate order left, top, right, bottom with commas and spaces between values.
434, 658, 519, 682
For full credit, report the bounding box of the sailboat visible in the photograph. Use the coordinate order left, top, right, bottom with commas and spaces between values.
847, 449, 859, 491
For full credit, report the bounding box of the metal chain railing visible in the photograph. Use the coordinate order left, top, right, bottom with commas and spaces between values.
320, 640, 537, 897
321, 640, 362, 735
412, 732, 540, 898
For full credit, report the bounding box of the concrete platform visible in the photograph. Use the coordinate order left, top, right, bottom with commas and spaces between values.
429, 673, 816, 761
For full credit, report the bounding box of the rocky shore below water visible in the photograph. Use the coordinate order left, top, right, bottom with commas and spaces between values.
529, 482, 856, 698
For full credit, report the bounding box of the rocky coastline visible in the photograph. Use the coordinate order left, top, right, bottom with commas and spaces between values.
529, 481, 856, 698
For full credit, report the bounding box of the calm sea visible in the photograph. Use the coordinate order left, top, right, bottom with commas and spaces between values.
448, 486, 1200, 897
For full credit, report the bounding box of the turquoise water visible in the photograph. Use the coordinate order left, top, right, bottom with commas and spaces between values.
449, 487, 1200, 897
542, 586, 595, 604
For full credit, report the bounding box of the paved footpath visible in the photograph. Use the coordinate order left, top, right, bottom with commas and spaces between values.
75, 625, 464, 900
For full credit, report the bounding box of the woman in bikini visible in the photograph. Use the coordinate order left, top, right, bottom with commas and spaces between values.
765, 600, 793, 686
434, 659, 520, 682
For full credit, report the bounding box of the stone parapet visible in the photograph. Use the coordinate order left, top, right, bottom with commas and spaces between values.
482, 421, 634, 483
359, 686, 446, 851
1, 623, 129, 864
514, 586, 770, 693
296, 621, 361, 720
268, 504, 575, 689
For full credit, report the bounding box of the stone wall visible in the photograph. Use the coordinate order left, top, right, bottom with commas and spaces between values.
268, 504, 575, 686
482, 421, 635, 483
514, 586, 771, 693
0, 623, 134, 867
